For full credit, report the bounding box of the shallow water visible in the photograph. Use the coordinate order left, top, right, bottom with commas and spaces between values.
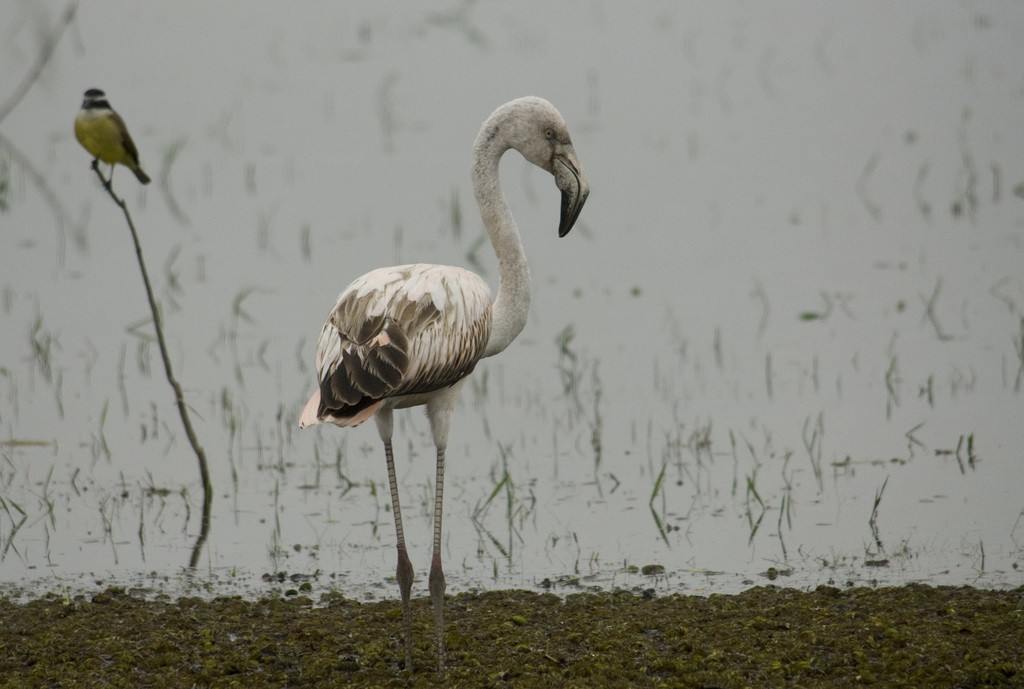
1, 2, 1022, 600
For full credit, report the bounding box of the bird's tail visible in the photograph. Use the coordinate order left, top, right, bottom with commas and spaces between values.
131, 166, 151, 185
298, 386, 384, 429
299, 389, 323, 429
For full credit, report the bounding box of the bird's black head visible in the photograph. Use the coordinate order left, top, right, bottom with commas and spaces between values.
81, 88, 111, 110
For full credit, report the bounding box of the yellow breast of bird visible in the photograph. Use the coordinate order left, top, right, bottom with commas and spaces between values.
74, 115, 133, 166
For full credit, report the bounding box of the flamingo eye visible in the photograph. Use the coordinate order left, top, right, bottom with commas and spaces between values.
545, 128, 555, 141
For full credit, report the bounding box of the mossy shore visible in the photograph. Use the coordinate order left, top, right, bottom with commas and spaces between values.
1, 584, 1022, 687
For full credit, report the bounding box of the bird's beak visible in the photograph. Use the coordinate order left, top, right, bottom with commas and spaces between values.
554, 147, 589, 238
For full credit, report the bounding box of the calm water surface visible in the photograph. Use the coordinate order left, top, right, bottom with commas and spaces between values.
1, 2, 1022, 599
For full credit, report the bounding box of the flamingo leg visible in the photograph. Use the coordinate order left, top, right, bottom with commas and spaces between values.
428, 446, 446, 670
382, 432, 413, 667
424, 386, 460, 671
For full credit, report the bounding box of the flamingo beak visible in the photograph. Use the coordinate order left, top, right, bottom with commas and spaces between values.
554, 148, 589, 238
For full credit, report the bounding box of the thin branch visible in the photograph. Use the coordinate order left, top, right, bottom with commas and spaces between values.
89, 161, 213, 544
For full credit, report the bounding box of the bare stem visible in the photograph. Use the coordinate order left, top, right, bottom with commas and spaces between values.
89, 162, 213, 526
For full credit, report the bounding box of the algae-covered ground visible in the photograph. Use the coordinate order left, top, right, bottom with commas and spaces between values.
1, 584, 1022, 688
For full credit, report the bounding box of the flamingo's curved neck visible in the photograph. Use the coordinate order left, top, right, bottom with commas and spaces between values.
473, 118, 531, 359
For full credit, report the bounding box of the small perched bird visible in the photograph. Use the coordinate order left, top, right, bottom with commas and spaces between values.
73, 88, 151, 184
300, 96, 588, 671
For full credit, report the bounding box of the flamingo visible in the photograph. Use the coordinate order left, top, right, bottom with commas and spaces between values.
299, 96, 589, 670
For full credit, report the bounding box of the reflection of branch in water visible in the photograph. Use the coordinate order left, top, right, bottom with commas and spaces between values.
0, 3, 83, 271
189, 484, 212, 568
0, 131, 83, 270
424, 0, 489, 49
0, 3, 78, 126
158, 138, 191, 227
868, 476, 888, 554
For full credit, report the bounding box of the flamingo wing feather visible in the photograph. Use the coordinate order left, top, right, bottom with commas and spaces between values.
302, 264, 491, 428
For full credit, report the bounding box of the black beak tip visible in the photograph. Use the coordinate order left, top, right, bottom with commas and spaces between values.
558, 188, 587, 238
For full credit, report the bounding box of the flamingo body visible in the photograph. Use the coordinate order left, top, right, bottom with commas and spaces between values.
299, 263, 492, 429
300, 96, 588, 671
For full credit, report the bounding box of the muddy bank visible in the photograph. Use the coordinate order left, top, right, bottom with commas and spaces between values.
1, 584, 1022, 687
